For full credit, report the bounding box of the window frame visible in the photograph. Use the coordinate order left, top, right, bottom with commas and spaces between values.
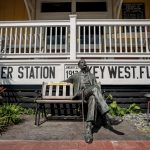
36, 0, 112, 20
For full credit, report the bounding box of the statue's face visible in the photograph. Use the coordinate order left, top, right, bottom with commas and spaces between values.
78, 59, 87, 70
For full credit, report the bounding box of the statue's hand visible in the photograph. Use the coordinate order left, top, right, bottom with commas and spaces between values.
80, 84, 86, 90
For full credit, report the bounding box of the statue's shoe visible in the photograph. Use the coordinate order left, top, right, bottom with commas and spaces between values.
103, 115, 123, 128
84, 126, 93, 143
109, 117, 123, 125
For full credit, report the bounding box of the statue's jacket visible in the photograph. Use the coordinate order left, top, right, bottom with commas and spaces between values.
64, 71, 98, 99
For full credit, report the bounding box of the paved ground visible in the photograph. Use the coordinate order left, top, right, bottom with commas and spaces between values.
0, 115, 149, 140
0, 115, 149, 149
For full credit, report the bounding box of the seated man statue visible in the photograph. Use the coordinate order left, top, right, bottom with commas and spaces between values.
64, 58, 123, 143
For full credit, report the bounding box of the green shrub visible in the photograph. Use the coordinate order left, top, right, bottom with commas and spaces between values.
0, 104, 22, 125
18, 106, 35, 115
0, 103, 34, 134
106, 94, 141, 117
109, 101, 126, 117
126, 103, 141, 114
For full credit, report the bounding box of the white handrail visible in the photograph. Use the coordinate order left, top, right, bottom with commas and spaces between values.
0, 19, 150, 60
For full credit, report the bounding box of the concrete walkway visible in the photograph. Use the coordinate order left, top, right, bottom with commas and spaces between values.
0, 115, 149, 149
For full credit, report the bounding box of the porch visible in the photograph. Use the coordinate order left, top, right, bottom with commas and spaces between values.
0, 16, 150, 60
1, 17, 150, 112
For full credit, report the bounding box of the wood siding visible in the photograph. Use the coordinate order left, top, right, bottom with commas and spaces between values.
1, 84, 149, 112
0, 0, 150, 20
0, 0, 28, 21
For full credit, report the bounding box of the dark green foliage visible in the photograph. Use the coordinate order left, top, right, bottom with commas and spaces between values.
0, 104, 21, 125
106, 94, 141, 117
0, 103, 34, 134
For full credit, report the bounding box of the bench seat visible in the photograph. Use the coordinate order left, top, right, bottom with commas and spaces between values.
35, 82, 83, 126
36, 99, 82, 103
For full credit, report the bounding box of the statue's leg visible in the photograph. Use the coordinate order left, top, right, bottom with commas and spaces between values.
84, 95, 96, 143
91, 87, 123, 127
86, 95, 96, 123
84, 86, 123, 128
92, 87, 109, 115
84, 121, 93, 143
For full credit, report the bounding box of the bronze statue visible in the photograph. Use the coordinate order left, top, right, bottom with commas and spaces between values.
65, 58, 123, 143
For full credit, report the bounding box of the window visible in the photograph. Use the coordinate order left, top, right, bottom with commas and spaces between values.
122, 3, 145, 32
41, 2, 71, 12
37, 0, 112, 21
76, 2, 107, 12
122, 3, 145, 19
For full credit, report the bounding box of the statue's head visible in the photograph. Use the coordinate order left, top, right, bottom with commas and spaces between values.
78, 58, 87, 70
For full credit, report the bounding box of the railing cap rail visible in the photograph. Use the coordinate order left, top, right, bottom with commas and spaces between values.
1, 19, 150, 27
0, 20, 70, 27
77, 19, 150, 26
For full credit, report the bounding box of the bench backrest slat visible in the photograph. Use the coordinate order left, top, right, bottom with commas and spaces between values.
42, 82, 74, 100
63, 85, 66, 97
49, 85, 53, 96
56, 85, 59, 96
42, 83, 46, 98
70, 84, 73, 97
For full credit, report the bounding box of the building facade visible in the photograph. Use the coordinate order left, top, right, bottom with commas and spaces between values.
0, 0, 150, 111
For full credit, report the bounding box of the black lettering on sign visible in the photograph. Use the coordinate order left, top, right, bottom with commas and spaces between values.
34, 66, 40, 79
0, 67, 13, 79
18, 67, 24, 78
24, 66, 30, 79
18, 66, 56, 79
131, 66, 136, 78
66, 70, 78, 78
118, 66, 124, 79
1, 67, 7, 79
140, 66, 145, 79
89, 66, 92, 72
29, 67, 35, 79
0, 66, 13, 79
146, 66, 150, 78
99, 66, 105, 79
43, 67, 48, 79
93, 66, 99, 79
49, 66, 55, 78
108, 66, 117, 78
40, 66, 43, 78
7, 67, 13, 79
124, 66, 131, 78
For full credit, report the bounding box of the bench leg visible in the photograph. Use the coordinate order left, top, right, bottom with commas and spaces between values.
35, 103, 47, 126
42, 104, 47, 119
35, 103, 40, 126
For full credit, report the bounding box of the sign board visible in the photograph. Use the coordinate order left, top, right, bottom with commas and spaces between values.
0, 64, 63, 85
64, 63, 150, 85
122, 3, 145, 19
0, 62, 150, 85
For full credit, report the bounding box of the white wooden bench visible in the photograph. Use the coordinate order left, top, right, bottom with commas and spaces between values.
35, 82, 83, 126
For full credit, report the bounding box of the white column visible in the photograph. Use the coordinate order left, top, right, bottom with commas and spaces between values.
69, 14, 77, 60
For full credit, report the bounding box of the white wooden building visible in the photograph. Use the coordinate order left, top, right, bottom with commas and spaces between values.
0, 0, 150, 111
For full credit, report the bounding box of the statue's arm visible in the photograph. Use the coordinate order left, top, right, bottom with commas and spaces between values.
92, 74, 102, 92
63, 74, 75, 83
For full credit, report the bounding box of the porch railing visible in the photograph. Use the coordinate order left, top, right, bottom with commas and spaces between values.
0, 15, 150, 60
0, 20, 70, 59
77, 20, 150, 58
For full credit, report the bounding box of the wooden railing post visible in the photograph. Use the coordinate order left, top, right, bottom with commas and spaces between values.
69, 14, 77, 60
